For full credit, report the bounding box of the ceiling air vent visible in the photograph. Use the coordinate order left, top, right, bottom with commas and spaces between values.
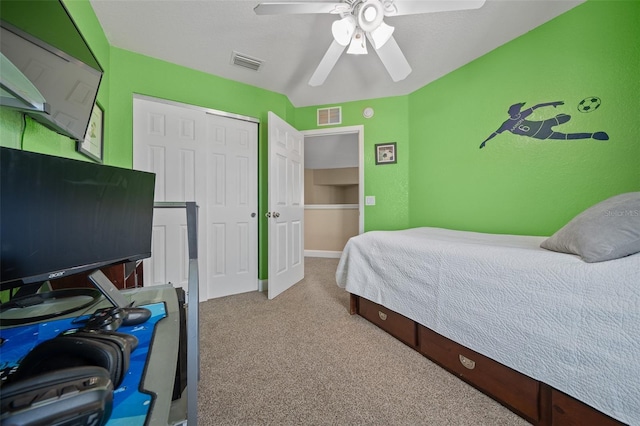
317, 106, 341, 126
231, 51, 263, 72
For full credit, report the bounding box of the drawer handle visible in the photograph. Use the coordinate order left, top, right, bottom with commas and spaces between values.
459, 354, 476, 370
378, 311, 387, 321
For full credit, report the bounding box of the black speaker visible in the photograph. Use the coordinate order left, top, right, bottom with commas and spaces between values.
172, 287, 187, 401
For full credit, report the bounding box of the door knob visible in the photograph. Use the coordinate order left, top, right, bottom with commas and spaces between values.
251, 213, 256, 218
273, 212, 280, 218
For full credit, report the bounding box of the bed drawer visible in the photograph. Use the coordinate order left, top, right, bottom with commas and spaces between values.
418, 325, 539, 423
548, 388, 623, 426
358, 298, 416, 347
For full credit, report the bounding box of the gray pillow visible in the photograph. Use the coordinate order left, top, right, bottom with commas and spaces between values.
540, 192, 640, 262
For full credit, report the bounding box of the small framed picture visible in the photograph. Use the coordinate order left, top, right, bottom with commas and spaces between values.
77, 102, 104, 163
375, 142, 396, 165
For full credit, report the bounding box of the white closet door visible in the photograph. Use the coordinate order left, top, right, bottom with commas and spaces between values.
205, 113, 258, 298
133, 96, 257, 300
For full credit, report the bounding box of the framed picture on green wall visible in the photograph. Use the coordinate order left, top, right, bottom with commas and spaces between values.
375, 142, 396, 165
77, 102, 103, 163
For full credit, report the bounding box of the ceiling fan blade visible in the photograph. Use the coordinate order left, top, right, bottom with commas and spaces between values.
254, 2, 347, 15
387, 0, 486, 16
309, 40, 347, 86
367, 34, 411, 82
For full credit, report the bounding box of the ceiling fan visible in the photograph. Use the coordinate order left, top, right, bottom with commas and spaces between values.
254, 0, 486, 86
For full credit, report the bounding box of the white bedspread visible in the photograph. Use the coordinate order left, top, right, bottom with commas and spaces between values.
336, 227, 640, 425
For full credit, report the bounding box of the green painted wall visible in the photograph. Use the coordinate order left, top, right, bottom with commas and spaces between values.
2, 0, 638, 284
407, 0, 640, 236
107, 48, 293, 167
294, 96, 410, 231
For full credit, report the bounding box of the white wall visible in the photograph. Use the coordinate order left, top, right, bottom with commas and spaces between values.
304, 133, 358, 169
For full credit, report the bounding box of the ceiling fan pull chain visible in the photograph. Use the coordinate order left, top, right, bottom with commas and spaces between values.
381, 0, 397, 15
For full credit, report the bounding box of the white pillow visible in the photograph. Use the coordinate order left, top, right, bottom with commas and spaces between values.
540, 192, 640, 262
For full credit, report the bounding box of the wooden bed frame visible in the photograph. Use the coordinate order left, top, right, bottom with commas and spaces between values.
349, 293, 626, 426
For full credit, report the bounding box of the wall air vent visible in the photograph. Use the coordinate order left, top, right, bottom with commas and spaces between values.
317, 106, 341, 126
231, 51, 263, 71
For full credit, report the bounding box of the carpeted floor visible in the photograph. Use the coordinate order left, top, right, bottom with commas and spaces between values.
197, 257, 529, 425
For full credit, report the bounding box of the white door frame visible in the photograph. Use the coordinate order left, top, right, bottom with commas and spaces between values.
302, 125, 364, 234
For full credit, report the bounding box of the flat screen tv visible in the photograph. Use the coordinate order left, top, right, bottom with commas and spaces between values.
0, 147, 156, 291
0, 0, 103, 142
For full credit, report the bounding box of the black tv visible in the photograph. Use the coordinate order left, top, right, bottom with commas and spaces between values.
0, 0, 103, 142
0, 147, 156, 291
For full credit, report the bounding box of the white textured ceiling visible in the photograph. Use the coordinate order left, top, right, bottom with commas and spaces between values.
89, 0, 584, 107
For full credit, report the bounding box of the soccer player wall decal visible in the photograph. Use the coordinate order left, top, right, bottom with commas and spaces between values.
479, 100, 609, 149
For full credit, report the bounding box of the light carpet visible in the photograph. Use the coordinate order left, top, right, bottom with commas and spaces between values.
196, 257, 529, 426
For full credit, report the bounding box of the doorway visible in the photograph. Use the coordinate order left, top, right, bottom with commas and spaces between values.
302, 126, 364, 258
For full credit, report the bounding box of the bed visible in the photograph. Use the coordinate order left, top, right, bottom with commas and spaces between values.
336, 194, 640, 426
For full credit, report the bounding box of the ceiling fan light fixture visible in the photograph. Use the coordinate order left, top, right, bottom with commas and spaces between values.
256, 0, 489, 87
347, 29, 368, 55
369, 21, 394, 49
357, 0, 384, 33
331, 15, 356, 46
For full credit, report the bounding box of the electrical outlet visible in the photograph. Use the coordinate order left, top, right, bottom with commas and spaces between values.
365, 196, 376, 206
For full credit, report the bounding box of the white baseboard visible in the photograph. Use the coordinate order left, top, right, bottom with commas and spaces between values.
304, 250, 342, 259
258, 279, 268, 292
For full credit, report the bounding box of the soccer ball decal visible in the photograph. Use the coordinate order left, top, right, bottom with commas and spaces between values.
578, 97, 601, 113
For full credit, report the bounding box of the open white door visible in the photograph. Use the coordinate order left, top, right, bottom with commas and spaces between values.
267, 112, 304, 299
